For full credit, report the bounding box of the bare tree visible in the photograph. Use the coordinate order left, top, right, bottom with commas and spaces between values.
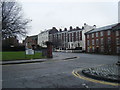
1, 0, 31, 39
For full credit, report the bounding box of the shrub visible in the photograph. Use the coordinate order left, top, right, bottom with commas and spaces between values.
2, 46, 25, 51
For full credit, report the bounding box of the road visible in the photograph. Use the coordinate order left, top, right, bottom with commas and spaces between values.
2, 52, 119, 88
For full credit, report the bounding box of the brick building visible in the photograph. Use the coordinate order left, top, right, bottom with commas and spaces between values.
24, 35, 38, 49
85, 23, 120, 54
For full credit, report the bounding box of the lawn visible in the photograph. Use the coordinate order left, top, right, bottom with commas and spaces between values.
1, 51, 45, 61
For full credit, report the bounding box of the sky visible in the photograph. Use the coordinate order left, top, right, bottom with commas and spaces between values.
18, 0, 119, 37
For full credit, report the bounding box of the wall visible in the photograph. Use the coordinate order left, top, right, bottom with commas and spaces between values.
82, 24, 95, 51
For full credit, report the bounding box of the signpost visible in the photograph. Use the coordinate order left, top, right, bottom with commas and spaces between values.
26, 49, 34, 55
25, 42, 35, 59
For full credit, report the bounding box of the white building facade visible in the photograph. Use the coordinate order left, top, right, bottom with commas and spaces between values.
81, 23, 96, 51
49, 23, 95, 51
38, 30, 49, 47
38, 27, 58, 47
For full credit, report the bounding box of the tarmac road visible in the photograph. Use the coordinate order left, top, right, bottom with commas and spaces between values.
2, 52, 119, 88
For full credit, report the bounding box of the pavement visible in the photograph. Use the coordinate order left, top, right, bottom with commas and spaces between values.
79, 63, 120, 83
1, 53, 77, 65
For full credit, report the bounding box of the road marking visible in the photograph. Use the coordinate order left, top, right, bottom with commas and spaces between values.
72, 68, 120, 86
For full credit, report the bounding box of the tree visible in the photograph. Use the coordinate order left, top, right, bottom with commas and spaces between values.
1, 0, 31, 40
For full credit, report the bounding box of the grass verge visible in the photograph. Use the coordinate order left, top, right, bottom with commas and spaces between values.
1, 51, 45, 61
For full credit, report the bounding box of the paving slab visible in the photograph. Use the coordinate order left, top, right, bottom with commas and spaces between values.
79, 64, 120, 83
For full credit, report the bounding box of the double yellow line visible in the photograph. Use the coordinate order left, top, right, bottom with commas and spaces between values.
72, 69, 120, 86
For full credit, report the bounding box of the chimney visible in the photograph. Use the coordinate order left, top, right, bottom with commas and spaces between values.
93, 25, 96, 29
52, 27, 57, 30
59, 29, 62, 32
76, 26, 80, 30
82, 26, 84, 29
84, 23, 86, 25
64, 28, 67, 31
70, 26, 73, 30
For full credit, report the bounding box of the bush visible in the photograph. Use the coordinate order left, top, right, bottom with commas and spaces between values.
2, 46, 25, 51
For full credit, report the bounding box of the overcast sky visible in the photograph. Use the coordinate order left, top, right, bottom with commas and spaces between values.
18, 0, 119, 37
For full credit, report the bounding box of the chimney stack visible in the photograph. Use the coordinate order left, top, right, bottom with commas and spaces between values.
70, 26, 73, 30
64, 28, 67, 31
59, 29, 62, 32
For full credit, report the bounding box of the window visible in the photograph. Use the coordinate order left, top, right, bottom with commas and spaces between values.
70, 33, 72, 42
96, 39, 99, 46
96, 32, 98, 37
116, 46, 120, 54
107, 30, 111, 35
72, 33, 74, 42
101, 46, 104, 52
87, 40, 90, 46
68, 34, 69, 42
76, 32, 78, 37
92, 39, 94, 45
87, 34, 89, 39
65, 33, 66, 42
92, 33, 94, 38
77, 32, 79, 41
72, 33, 74, 36
100, 38, 103, 45
108, 37, 111, 45
116, 38, 120, 45
80, 31, 82, 40
92, 46, 95, 52
87, 47, 90, 52
100, 31, 103, 36
116, 31, 119, 36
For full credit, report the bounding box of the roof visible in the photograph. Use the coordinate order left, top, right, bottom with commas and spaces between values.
40, 30, 50, 34
68, 29, 82, 32
40, 28, 58, 34
26, 35, 38, 40
85, 23, 118, 34
112, 23, 120, 30
30, 35, 38, 38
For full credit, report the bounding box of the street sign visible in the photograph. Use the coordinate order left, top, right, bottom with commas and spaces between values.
26, 49, 34, 55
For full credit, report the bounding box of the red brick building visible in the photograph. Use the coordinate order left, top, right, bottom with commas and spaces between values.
85, 23, 120, 54
23, 35, 38, 49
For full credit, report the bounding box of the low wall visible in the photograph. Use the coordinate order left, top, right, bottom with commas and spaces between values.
55, 50, 82, 53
